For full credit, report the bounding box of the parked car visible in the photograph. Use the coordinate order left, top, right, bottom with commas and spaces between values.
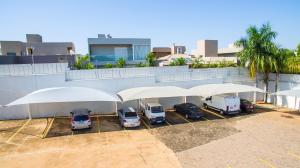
118, 107, 141, 128
173, 103, 204, 119
70, 108, 92, 130
240, 99, 255, 112
140, 100, 165, 124
203, 95, 240, 115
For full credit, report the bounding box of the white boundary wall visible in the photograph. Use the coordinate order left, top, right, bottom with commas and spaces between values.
257, 73, 300, 110
3, 64, 299, 119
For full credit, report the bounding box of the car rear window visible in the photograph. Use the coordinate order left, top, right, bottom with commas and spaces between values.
125, 112, 137, 117
151, 106, 163, 113
188, 105, 198, 109
74, 115, 89, 121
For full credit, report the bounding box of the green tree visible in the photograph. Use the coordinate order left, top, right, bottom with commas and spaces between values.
235, 23, 277, 103
116, 57, 126, 68
146, 52, 156, 66
297, 43, 300, 57
74, 55, 94, 70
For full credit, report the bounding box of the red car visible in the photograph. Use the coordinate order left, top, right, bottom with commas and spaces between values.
240, 99, 255, 112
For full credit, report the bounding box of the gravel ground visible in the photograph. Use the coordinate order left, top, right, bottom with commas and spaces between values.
150, 116, 245, 152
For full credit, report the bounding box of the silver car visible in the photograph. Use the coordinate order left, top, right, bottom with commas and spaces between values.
118, 107, 140, 128
70, 108, 92, 130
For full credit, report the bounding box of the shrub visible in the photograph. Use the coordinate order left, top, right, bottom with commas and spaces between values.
74, 55, 94, 70
136, 62, 146, 67
104, 63, 113, 68
146, 52, 156, 66
169, 57, 186, 66
191, 58, 204, 68
115, 57, 126, 68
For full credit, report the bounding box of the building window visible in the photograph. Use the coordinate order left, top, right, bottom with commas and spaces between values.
27, 48, 33, 56
67, 47, 73, 54
133, 45, 150, 60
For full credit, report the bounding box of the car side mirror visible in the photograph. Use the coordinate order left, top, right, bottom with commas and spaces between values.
88, 110, 91, 113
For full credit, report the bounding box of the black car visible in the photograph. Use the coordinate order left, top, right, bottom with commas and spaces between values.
240, 99, 255, 112
174, 103, 204, 119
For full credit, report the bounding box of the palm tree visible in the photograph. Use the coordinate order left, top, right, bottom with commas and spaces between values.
235, 23, 277, 103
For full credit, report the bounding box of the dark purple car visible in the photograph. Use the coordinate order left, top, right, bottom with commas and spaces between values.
240, 99, 255, 113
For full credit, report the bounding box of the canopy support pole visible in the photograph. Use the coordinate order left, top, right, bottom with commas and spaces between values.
184, 96, 187, 103
115, 102, 118, 116
27, 104, 32, 119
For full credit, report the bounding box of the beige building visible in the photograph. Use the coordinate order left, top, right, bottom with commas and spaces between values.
196, 40, 218, 57
192, 40, 241, 63
0, 34, 75, 56
218, 43, 242, 57
152, 47, 171, 58
152, 44, 186, 58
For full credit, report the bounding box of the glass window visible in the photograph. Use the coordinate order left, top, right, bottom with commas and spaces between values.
134, 45, 150, 60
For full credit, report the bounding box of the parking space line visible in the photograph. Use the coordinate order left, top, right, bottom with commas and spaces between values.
140, 118, 151, 129
202, 116, 209, 121
201, 108, 226, 119
172, 112, 195, 129
42, 118, 55, 138
97, 116, 100, 133
173, 112, 191, 124
259, 158, 276, 168
288, 151, 300, 160
6, 119, 31, 143
165, 120, 172, 126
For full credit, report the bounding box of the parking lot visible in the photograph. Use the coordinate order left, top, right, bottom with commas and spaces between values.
0, 106, 299, 167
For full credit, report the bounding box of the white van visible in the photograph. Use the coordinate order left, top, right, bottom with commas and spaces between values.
140, 99, 165, 124
203, 95, 240, 115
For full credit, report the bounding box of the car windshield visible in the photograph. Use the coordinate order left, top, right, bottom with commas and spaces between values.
125, 112, 137, 118
74, 115, 89, 121
151, 106, 163, 113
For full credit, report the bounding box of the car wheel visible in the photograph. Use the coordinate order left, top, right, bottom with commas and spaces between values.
185, 114, 189, 119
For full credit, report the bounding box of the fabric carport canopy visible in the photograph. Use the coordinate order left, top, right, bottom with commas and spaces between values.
271, 88, 300, 97
3, 87, 121, 107
117, 86, 192, 102
189, 83, 264, 97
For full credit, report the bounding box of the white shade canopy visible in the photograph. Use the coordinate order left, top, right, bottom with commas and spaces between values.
117, 86, 191, 102
4, 87, 121, 107
271, 88, 300, 97
189, 83, 264, 97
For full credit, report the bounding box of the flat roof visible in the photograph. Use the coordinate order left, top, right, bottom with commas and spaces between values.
88, 38, 151, 45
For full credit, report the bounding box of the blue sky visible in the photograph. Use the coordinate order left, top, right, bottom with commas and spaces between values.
1, 0, 299, 54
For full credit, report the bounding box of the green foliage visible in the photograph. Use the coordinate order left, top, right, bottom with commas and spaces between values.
146, 52, 156, 66
115, 57, 126, 68
136, 62, 146, 67
235, 23, 277, 79
191, 58, 237, 69
74, 55, 94, 70
169, 57, 186, 66
297, 43, 300, 57
191, 58, 204, 68
104, 63, 114, 68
